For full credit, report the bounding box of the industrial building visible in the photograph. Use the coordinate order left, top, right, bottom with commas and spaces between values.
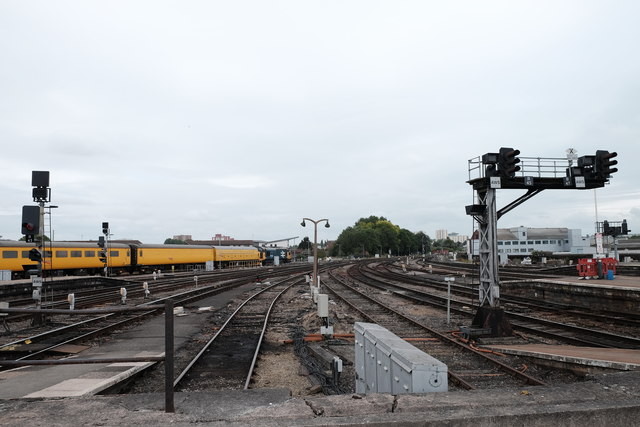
471, 226, 593, 257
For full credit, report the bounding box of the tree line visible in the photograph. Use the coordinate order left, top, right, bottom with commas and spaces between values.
297, 216, 465, 257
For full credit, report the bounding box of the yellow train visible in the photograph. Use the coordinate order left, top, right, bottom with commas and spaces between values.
0, 241, 263, 279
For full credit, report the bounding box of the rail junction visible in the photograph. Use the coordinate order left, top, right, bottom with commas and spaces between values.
1, 257, 640, 425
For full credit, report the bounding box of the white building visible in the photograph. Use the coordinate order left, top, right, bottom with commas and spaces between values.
447, 233, 469, 244
471, 226, 593, 256
435, 229, 448, 240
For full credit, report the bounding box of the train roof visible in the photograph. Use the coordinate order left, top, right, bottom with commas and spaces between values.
134, 244, 214, 250
133, 244, 257, 250
212, 245, 259, 250
0, 240, 130, 249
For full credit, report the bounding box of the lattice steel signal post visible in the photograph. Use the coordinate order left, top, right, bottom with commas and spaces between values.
466, 148, 617, 336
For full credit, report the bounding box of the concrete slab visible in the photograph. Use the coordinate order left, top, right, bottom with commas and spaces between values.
484, 344, 640, 371
2, 373, 640, 426
303, 393, 395, 417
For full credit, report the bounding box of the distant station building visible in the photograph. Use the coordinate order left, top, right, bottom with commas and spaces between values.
435, 229, 468, 244
471, 226, 593, 257
435, 229, 449, 240
447, 232, 469, 244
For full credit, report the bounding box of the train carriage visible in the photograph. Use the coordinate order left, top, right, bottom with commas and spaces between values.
133, 244, 215, 273
0, 241, 131, 279
0, 240, 264, 279
213, 245, 262, 268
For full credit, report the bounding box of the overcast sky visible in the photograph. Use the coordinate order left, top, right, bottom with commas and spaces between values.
1, 1, 638, 245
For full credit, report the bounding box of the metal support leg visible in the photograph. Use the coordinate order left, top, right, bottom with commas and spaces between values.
165, 300, 175, 413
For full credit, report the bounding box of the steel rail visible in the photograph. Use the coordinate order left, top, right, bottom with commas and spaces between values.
173, 278, 297, 388
365, 262, 640, 348
337, 265, 546, 387
244, 278, 302, 389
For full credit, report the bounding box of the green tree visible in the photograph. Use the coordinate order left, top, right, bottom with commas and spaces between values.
398, 228, 416, 255
164, 238, 187, 244
333, 215, 440, 257
414, 231, 432, 254
298, 237, 312, 250
432, 238, 464, 252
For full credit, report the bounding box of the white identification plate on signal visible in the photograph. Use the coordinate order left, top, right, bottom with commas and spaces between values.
32, 277, 43, 288
490, 177, 501, 188
575, 176, 586, 188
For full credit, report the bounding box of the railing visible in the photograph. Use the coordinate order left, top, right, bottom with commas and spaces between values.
469, 156, 572, 181
0, 302, 176, 412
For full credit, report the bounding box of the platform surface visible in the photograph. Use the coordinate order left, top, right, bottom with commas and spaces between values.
484, 344, 640, 371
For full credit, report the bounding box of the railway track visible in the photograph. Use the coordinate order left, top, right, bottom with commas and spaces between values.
0, 274, 270, 365
174, 277, 300, 391
326, 266, 545, 390
1, 264, 311, 326
382, 261, 640, 328
356, 262, 640, 349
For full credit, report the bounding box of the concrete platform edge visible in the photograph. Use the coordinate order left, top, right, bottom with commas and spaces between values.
1, 372, 640, 426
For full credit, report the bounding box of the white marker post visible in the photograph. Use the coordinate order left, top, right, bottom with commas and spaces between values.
444, 276, 455, 324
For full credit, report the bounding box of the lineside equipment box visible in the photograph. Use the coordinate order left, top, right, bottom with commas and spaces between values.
354, 322, 448, 394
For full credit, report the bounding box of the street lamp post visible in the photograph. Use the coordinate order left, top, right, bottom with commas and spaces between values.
300, 218, 330, 287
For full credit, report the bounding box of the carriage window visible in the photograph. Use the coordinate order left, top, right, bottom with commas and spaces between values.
85, 251, 96, 257
22, 251, 30, 258
139, 250, 143, 257
71, 251, 82, 257
44, 251, 52, 258
56, 251, 68, 258
2, 251, 18, 258
110, 250, 119, 257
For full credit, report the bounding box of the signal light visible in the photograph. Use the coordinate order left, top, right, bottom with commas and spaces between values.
481, 153, 499, 177
622, 219, 630, 235
21, 206, 40, 236
102, 222, 109, 235
32, 187, 48, 201
97, 236, 105, 248
98, 251, 107, 263
498, 147, 521, 178
595, 150, 618, 179
28, 248, 42, 262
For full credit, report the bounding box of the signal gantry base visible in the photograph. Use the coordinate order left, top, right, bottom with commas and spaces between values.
470, 306, 513, 337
